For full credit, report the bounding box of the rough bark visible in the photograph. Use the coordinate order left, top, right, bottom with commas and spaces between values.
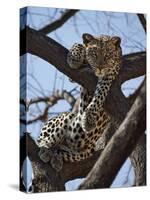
78, 80, 146, 189
131, 134, 146, 186
26, 134, 65, 192
25, 134, 103, 191
127, 80, 147, 186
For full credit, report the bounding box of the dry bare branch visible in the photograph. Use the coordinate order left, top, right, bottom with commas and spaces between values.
20, 90, 76, 124
39, 9, 79, 34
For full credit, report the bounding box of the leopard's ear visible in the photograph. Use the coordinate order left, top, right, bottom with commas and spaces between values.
111, 36, 121, 46
82, 33, 94, 45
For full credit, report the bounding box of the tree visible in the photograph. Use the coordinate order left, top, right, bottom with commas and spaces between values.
20, 8, 146, 192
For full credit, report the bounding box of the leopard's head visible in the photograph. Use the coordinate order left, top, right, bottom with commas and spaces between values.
82, 33, 122, 76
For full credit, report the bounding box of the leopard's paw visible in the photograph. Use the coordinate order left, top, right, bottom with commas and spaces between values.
38, 147, 52, 163
82, 111, 96, 132
67, 43, 86, 69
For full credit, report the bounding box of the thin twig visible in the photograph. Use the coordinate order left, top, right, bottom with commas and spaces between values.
39, 9, 79, 34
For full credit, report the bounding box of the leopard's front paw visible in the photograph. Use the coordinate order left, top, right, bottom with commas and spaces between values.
67, 43, 86, 69
82, 111, 96, 132
38, 147, 52, 163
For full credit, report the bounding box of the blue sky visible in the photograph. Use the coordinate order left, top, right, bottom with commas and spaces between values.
20, 7, 145, 191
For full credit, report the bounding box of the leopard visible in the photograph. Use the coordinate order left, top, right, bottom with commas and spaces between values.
36, 33, 122, 171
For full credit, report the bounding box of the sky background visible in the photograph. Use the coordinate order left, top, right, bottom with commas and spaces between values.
20, 6, 145, 191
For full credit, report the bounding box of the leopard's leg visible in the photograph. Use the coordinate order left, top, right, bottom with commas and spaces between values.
54, 143, 95, 164
67, 86, 93, 145
37, 146, 64, 172
38, 147, 52, 163
37, 86, 92, 170
78, 86, 93, 115
38, 144, 95, 172
36, 112, 75, 148
37, 112, 75, 163
81, 42, 121, 132
53, 111, 111, 169
67, 42, 93, 114
81, 73, 117, 132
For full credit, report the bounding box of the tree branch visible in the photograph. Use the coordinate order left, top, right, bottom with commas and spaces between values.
20, 90, 76, 125
125, 79, 146, 186
131, 133, 146, 186
24, 79, 146, 191
20, 27, 146, 93
78, 79, 146, 189
25, 133, 103, 191
20, 90, 76, 110
20, 105, 49, 124
137, 14, 146, 33
39, 9, 79, 34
